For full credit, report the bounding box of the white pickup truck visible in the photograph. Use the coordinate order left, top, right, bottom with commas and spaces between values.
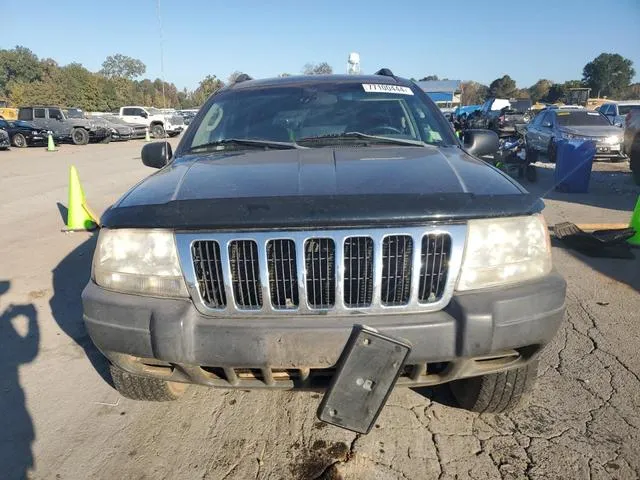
117, 106, 184, 138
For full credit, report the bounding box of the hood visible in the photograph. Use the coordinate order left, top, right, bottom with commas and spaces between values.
103, 146, 542, 229
561, 125, 622, 138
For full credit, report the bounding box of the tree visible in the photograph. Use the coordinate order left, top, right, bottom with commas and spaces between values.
303, 62, 333, 75
461, 81, 488, 105
0, 46, 43, 94
583, 53, 635, 98
488, 75, 517, 98
191, 75, 224, 106
528, 79, 553, 103
228, 71, 249, 84
100, 54, 146, 80
419, 75, 439, 81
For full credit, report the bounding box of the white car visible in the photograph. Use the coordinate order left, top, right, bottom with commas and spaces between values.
117, 106, 184, 138
599, 101, 640, 127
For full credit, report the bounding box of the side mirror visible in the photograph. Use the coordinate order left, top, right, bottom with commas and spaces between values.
542, 121, 552, 128
463, 129, 499, 157
141, 141, 172, 169
140, 111, 148, 119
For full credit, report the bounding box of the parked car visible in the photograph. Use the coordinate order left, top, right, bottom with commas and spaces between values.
0, 128, 9, 150
65, 108, 134, 142
0, 118, 49, 147
468, 98, 533, 136
525, 108, 626, 162
599, 101, 640, 128
101, 115, 148, 139
624, 109, 640, 185
17, 106, 110, 145
453, 105, 481, 121
83, 71, 565, 424
116, 106, 184, 138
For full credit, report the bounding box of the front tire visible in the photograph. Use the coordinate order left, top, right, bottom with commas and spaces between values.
12, 133, 27, 148
547, 140, 557, 163
110, 365, 188, 402
631, 135, 640, 186
450, 360, 538, 413
100, 135, 112, 144
71, 128, 89, 145
151, 124, 165, 138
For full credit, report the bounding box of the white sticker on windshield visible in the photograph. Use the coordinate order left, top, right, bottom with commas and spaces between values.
362, 84, 414, 95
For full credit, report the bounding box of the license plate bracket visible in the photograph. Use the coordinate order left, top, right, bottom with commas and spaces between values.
317, 325, 411, 433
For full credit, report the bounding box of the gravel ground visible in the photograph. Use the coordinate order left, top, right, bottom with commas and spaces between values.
0, 142, 638, 480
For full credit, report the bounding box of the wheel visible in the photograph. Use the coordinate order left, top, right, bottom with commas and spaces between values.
109, 365, 188, 402
100, 134, 112, 144
525, 164, 538, 182
525, 144, 538, 163
450, 360, 538, 413
71, 128, 89, 145
12, 133, 27, 148
168, 131, 180, 138
631, 135, 640, 186
151, 124, 165, 138
547, 140, 557, 163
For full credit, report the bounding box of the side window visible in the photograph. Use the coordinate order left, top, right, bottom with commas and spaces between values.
610, 104, 618, 115
34, 108, 46, 119
48, 108, 62, 119
18, 109, 33, 121
601, 105, 611, 115
122, 108, 135, 116
135, 108, 147, 116
538, 112, 550, 127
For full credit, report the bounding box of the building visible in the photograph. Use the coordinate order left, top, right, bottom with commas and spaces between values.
415, 80, 462, 108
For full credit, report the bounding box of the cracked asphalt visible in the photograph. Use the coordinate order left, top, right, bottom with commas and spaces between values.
0, 141, 638, 480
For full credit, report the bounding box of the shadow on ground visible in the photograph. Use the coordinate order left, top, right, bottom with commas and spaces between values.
49, 234, 112, 386
0, 280, 38, 480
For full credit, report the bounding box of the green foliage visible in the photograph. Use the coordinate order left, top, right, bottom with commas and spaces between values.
583, 53, 635, 98
100, 53, 146, 80
190, 75, 224, 107
488, 75, 517, 98
461, 81, 488, 105
420, 75, 439, 81
0, 46, 42, 95
528, 79, 553, 103
303, 62, 333, 75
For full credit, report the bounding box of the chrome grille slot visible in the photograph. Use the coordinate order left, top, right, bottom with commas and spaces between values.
267, 239, 299, 309
343, 237, 374, 308
191, 240, 226, 308
305, 238, 335, 309
229, 240, 262, 309
419, 234, 451, 303
381, 235, 413, 306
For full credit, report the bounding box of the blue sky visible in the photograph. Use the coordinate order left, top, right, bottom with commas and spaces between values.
3, 0, 639, 90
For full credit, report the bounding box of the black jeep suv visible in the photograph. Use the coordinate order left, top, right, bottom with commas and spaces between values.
83, 71, 565, 423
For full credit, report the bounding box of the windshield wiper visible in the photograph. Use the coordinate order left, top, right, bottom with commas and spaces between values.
297, 132, 428, 147
188, 138, 303, 152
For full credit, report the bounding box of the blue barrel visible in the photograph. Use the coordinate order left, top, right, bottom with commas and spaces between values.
554, 139, 596, 193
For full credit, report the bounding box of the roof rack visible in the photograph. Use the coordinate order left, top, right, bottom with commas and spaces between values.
233, 74, 253, 84
374, 68, 396, 79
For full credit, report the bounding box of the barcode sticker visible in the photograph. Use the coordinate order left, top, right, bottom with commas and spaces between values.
362, 84, 414, 95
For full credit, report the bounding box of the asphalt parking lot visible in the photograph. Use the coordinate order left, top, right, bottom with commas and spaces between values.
0, 140, 639, 480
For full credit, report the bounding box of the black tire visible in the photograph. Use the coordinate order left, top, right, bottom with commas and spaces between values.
110, 364, 188, 402
450, 360, 538, 413
525, 144, 538, 163
151, 124, 165, 138
12, 133, 27, 148
525, 164, 538, 182
71, 128, 89, 145
100, 134, 112, 144
547, 140, 557, 163
631, 135, 640, 186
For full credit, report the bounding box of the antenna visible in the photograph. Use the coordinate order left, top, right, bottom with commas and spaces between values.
347, 52, 361, 75
156, 0, 166, 109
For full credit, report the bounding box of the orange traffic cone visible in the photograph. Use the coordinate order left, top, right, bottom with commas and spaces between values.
63, 165, 98, 231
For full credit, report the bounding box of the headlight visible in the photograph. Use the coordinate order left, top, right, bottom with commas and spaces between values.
604, 135, 621, 145
110, 128, 118, 134
457, 215, 551, 291
560, 132, 576, 140
93, 229, 188, 297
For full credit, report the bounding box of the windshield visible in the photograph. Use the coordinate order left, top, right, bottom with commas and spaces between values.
618, 105, 640, 115
147, 107, 162, 115
66, 109, 84, 118
188, 82, 455, 151
508, 100, 532, 113
556, 111, 610, 126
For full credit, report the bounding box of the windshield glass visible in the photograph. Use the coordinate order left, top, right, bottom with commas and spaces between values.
188, 82, 455, 150
66, 109, 84, 118
147, 107, 161, 115
556, 111, 610, 126
618, 105, 640, 115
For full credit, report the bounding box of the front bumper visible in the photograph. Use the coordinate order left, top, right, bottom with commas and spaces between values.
83, 272, 566, 389
89, 127, 110, 141
594, 143, 626, 158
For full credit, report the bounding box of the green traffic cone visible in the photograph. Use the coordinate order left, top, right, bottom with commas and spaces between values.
47, 133, 57, 152
628, 195, 640, 246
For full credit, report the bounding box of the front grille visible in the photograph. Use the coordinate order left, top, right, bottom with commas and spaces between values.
229, 240, 262, 309
192, 241, 226, 308
419, 234, 451, 303
344, 237, 374, 308
305, 238, 335, 308
185, 227, 459, 315
267, 240, 298, 309
381, 235, 413, 306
